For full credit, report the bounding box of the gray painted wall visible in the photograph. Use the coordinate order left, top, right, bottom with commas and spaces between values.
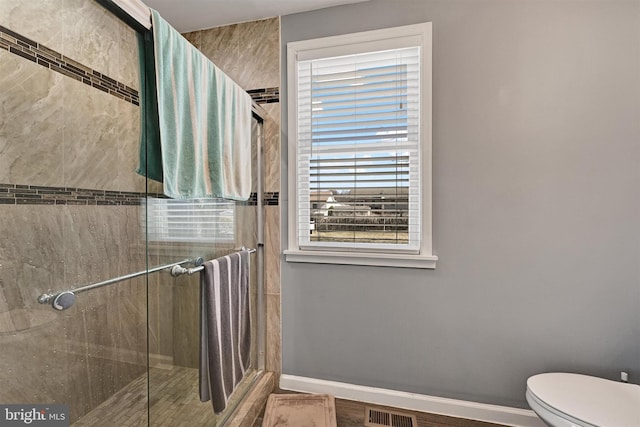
280, 0, 640, 408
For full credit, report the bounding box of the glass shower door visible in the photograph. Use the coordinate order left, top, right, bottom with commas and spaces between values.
146, 114, 264, 426
0, 0, 149, 425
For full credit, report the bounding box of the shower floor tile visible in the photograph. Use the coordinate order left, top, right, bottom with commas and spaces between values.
72, 365, 214, 427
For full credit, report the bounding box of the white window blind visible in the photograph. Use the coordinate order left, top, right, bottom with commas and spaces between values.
145, 197, 235, 243
297, 47, 421, 252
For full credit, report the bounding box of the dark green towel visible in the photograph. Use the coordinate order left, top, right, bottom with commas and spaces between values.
136, 31, 163, 183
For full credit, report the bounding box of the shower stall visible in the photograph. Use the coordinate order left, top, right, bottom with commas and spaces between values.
0, 0, 266, 425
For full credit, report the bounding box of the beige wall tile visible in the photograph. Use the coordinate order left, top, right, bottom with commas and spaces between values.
62, 0, 139, 89
266, 294, 281, 374
0, 0, 64, 53
0, 0, 138, 90
262, 103, 281, 194
264, 206, 281, 295
194, 18, 279, 91
198, 23, 241, 81
0, 51, 141, 191
0, 50, 65, 186
234, 18, 280, 90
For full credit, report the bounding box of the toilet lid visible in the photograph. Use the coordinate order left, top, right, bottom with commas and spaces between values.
527, 373, 640, 427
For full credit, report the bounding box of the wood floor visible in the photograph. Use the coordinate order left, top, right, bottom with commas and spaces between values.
253, 393, 508, 427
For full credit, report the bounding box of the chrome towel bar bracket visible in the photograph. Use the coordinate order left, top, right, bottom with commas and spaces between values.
170, 247, 256, 277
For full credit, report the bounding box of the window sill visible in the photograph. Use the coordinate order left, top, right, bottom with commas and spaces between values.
283, 250, 437, 269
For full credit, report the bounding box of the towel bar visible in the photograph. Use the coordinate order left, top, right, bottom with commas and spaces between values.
37, 257, 201, 310
37, 247, 256, 311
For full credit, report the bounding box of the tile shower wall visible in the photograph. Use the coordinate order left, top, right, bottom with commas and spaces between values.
182, 17, 282, 375
0, 0, 146, 423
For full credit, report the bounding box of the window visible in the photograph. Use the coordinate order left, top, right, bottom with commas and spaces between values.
145, 197, 235, 243
285, 23, 437, 269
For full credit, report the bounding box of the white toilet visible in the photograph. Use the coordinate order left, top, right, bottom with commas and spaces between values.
526, 373, 640, 427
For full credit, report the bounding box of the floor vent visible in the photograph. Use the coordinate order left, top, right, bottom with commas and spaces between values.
364, 407, 417, 427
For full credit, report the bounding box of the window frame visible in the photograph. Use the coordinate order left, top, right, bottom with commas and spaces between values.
285, 23, 437, 269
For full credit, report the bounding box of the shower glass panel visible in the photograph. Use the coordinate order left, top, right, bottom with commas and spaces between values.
0, 0, 148, 425
146, 116, 263, 426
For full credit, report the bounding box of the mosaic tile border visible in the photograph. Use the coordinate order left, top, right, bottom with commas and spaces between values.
0, 25, 139, 106
264, 192, 279, 206
247, 87, 279, 104
0, 183, 278, 206
0, 183, 154, 206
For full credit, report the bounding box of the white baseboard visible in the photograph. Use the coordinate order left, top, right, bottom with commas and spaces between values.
279, 374, 546, 427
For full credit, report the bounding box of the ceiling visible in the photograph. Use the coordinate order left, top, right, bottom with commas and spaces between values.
142, 0, 370, 32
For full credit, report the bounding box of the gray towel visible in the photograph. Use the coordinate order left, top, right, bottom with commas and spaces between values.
199, 251, 251, 413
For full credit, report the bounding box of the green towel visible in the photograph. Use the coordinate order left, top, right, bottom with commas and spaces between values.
136, 31, 163, 183
139, 10, 252, 201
